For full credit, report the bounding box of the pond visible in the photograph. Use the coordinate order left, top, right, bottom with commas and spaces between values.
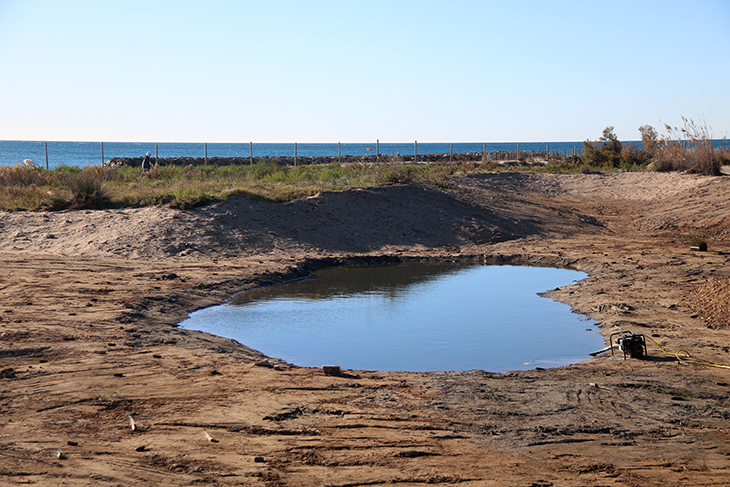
179, 264, 604, 372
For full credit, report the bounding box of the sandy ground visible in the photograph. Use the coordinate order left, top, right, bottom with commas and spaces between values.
1, 170, 730, 486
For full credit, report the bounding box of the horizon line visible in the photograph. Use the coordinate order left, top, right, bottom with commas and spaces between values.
2, 138, 626, 144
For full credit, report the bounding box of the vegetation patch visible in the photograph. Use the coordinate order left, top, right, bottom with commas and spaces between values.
0, 160, 490, 211
580, 118, 727, 175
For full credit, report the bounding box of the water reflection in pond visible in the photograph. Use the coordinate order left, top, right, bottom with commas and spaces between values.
180, 264, 604, 372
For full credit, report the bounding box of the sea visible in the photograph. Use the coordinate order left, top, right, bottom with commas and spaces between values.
0, 140, 593, 170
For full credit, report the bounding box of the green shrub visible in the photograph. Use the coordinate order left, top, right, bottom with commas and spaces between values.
581, 127, 634, 168
639, 124, 659, 152
60, 166, 109, 208
54, 165, 82, 174
691, 237, 708, 251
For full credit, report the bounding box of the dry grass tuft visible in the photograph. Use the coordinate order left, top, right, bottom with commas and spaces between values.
0, 163, 50, 187
657, 116, 721, 175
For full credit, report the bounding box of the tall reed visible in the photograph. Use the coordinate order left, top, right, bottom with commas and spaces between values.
657, 116, 721, 175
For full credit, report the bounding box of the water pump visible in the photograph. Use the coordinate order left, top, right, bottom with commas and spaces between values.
610, 331, 647, 359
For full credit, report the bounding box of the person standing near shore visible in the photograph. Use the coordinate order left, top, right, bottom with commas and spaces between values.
142, 152, 151, 171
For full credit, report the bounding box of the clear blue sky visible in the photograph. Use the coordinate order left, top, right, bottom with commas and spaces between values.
1, 0, 728, 143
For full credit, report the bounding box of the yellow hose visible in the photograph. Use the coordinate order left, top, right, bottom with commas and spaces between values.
642, 334, 730, 369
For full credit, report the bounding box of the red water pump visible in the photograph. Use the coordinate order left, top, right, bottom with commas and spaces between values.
610, 331, 647, 359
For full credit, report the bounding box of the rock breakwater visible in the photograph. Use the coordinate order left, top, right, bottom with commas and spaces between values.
105, 150, 559, 168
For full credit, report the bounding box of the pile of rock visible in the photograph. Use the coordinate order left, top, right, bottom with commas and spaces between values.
104, 151, 559, 168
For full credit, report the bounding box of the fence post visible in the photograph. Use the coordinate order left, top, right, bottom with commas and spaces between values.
414, 140, 418, 163
338, 142, 341, 164
376, 139, 379, 162
450, 143, 453, 163
155, 144, 159, 165
101, 142, 104, 165
294, 142, 297, 166
517, 142, 520, 161
482, 142, 486, 162
44, 142, 48, 170
546, 144, 549, 163
204, 143, 208, 165
250, 142, 253, 164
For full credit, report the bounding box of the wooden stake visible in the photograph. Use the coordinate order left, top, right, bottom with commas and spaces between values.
204, 143, 208, 165
44, 142, 48, 170
450, 143, 453, 163
294, 142, 297, 166
250, 141, 253, 164
155, 144, 158, 166
376, 139, 379, 161
414, 140, 417, 163
100, 142, 104, 165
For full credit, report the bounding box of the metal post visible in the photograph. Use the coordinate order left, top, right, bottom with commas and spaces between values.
482, 142, 486, 162
250, 142, 253, 164
450, 143, 453, 163
376, 139, 379, 162
155, 144, 159, 165
294, 142, 297, 166
101, 142, 104, 165
204, 143, 208, 165
338, 142, 341, 164
44, 142, 48, 170
414, 140, 417, 163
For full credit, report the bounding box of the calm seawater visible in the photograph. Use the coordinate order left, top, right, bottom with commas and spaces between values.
179, 264, 604, 373
1, 140, 591, 170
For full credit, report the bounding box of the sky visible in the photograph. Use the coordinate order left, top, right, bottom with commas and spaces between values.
1, 0, 729, 143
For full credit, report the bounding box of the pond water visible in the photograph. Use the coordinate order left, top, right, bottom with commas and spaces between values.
179, 264, 604, 372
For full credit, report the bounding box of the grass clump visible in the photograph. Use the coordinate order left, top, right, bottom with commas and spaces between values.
58, 166, 110, 208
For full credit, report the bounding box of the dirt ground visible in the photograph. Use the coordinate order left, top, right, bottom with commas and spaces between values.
1, 170, 730, 486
